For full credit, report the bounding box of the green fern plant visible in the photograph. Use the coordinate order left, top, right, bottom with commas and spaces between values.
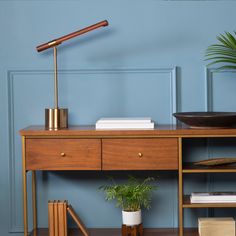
99, 176, 157, 212
205, 31, 236, 70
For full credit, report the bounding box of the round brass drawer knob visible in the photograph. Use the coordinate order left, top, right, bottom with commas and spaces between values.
60, 152, 66, 157
138, 152, 143, 158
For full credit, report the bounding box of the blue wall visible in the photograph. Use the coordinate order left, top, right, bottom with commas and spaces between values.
1, 1, 236, 235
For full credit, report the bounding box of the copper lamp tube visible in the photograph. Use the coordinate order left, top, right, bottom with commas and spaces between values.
36, 20, 108, 52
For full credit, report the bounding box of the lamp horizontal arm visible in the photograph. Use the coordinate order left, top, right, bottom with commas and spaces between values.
36, 20, 108, 52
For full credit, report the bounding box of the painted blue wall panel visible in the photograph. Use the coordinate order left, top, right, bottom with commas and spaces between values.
1, 1, 236, 235
7, 68, 177, 231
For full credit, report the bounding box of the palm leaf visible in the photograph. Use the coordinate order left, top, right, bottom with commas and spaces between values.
205, 31, 236, 70
217, 34, 234, 48
217, 65, 236, 70
225, 32, 236, 47
206, 57, 236, 64
205, 49, 236, 57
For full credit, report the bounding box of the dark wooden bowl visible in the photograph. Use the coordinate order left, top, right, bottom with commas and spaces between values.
173, 112, 236, 129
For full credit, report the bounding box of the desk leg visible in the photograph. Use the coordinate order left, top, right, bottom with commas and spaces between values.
32, 171, 37, 232
178, 138, 183, 236
22, 136, 28, 236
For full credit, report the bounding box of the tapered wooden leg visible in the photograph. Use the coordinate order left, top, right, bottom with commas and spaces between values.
178, 138, 183, 236
22, 136, 28, 236
139, 223, 143, 235
32, 171, 37, 233
122, 224, 127, 235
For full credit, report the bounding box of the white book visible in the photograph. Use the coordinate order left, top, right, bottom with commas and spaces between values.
96, 117, 152, 124
191, 199, 236, 203
191, 192, 236, 203
96, 122, 155, 130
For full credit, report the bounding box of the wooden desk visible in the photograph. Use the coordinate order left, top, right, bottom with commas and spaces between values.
20, 125, 236, 236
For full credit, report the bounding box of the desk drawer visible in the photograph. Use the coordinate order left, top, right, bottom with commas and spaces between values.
26, 139, 101, 170
102, 138, 178, 170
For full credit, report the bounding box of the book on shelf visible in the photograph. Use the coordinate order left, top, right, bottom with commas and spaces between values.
198, 217, 235, 236
95, 117, 155, 130
96, 122, 154, 130
191, 192, 236, 203
96, 117, 152, 124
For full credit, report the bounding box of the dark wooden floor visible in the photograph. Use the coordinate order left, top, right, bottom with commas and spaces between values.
30, 228, 199, 236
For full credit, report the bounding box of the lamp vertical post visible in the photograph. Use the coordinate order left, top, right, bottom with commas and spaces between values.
53, 46, 58, 109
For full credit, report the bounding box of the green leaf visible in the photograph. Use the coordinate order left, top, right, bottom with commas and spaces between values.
206, 57, 236, 64
205, 31, 236, 71
99, 176, 157, 211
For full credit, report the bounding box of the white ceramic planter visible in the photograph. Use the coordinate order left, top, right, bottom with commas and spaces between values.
122, 210, 142, 226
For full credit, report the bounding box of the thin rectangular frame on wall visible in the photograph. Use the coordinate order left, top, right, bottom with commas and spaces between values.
7, 67, 178, 232
205, 67, 236, 112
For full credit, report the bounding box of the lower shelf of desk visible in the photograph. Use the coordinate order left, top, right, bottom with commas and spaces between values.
29, 228, 198, 236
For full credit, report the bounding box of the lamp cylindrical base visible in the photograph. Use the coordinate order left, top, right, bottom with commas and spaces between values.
45, 108, 68, 130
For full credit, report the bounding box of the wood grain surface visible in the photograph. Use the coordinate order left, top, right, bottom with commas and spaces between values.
102, 138, 178, 170
20, 125, 236, 138
26, 139, 101, 170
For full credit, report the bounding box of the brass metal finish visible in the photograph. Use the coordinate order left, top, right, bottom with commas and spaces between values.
178, 138, 183, 236
44, 46, 68, 130
22, 136, 28, 236
48, 41, 57, 47
60, 152, 66, 157
45, 108, 68, 130
138, 152, 143, 158
32, 171, 37, 232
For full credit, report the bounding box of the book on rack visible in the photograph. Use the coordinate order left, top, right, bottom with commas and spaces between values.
54, 201, 59, 236
198, 217, 235, 236
48, 200, 68, 236
191, 192, 236, 203
48, 200, 89, 236
48, 201, 55, 236
95, 117, 155, 130
58, 201, 67, 236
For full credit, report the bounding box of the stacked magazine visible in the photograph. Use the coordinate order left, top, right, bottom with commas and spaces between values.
95, 117, 155, 130
191, 192, 236, 203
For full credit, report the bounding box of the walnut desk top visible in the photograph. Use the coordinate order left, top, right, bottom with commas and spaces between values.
20, 125, 236, 138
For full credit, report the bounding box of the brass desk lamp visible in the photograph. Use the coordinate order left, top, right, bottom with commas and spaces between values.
36, 20, 109, 130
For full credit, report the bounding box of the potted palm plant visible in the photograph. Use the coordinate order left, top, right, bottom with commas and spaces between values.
99, 176, 157, 226
205, 31, 236, 70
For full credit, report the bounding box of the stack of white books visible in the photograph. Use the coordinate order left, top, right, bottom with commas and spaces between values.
191, 192, 236, 203
95, 117, 155, 130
